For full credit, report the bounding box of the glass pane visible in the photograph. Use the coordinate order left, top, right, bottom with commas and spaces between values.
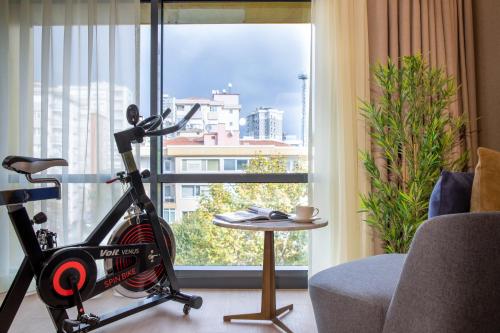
163, 157, 175, 173
161, 23, 311, 174
30, 183, 136, 246
157, 13, 311, 268
183, 159, 202, 172
236, 159, 248, 171
206, 159, 220, 171
162, 208, 176, 223
181, 185, 194, 198
33, 24, 150, 174
224, 159, 236, 171
194, 186, 201, 197
168, 183, 308, 266
164, 184, 175, 202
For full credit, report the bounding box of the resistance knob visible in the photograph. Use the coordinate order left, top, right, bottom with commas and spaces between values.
32, 212, 47, 225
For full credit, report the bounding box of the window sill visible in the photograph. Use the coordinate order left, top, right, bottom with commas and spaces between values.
175, 265, 308, 289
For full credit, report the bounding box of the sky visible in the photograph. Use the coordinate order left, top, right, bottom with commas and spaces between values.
144, 24, 311, 137
34, 23, 311, 138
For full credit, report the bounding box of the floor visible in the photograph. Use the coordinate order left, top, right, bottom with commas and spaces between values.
8, 289, 317, 333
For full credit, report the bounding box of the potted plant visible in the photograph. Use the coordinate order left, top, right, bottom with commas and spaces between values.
360, 55, 468, 253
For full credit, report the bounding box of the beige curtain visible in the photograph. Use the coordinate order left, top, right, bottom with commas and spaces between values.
309, 0, 374, 275
0, 0, 141, 291
367, 0, 478, 167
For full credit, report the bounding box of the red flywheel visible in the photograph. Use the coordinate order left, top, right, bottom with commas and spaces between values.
104, 214, 175, 297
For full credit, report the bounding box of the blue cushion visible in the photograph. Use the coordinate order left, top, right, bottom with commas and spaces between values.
428, 171, 474, 218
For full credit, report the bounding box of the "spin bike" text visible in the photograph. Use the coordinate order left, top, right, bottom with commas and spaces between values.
104, 267, 137, 288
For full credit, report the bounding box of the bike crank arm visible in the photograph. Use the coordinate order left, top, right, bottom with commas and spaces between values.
63, 276, 100, 332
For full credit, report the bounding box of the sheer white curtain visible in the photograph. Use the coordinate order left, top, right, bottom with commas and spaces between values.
309, 0, 374, 275
0, 0, 141, 291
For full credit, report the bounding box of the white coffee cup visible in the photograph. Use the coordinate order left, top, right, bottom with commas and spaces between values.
295, 205, 319, 220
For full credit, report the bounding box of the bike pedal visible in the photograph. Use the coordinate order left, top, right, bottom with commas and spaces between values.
80, 313, 100, 326
63, 318, 81, 332
147, 285, 170, 297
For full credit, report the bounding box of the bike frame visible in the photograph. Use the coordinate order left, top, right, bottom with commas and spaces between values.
0, 127, 193, 333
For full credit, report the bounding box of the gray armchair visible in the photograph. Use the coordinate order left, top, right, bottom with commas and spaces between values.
309, 212, 500, 333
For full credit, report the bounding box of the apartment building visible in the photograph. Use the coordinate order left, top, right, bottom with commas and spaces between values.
162, 134, 307, 223
245, 107, 284, 141
162, 89, 241, 136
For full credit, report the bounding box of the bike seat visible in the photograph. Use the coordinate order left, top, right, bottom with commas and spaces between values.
2, 156, 68, 175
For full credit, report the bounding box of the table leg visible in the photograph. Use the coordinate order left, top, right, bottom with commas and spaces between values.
223, 231, 294, 332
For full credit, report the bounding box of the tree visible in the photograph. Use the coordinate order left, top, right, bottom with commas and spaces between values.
172, 155, 308, 266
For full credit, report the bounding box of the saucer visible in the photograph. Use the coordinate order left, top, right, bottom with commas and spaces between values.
290, 215, 320, 223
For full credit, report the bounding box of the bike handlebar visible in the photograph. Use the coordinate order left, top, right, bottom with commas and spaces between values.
137, 115, 161, 131
114, 104, 200, 154
135, 108, 172, 132
162, 108, 172, 119
146, 103, 200, 137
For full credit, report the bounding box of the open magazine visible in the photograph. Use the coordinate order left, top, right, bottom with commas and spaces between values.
215, 206, 290, 223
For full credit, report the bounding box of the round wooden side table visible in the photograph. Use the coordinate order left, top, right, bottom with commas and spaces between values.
213, 218, 328, 333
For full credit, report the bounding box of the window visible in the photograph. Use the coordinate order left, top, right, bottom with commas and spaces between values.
182, 159, 220, 172
6, 0, 311, 291
182, 185, 209, 198
163, 157, 174, 173
182, 159, 202, 172
27, 10, 150, 251
224, 159, 235, 171
181, 185, 196, 198
237, 159, 248, 171
170, 182, 308, 267
162, 208, 176, 223
163, 184, 175, 202
224, 159, 249, 172
207, 160, 219, 171
157, 1, 311, 271
182, 211, 194, 218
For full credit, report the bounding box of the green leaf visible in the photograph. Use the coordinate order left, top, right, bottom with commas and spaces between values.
359, 55, 467, 254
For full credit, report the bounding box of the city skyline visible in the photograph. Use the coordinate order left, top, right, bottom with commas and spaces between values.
32, 80, 301, 145
30, 80, 307, 225
162, 90, 297, 143
33, 24, 310, 140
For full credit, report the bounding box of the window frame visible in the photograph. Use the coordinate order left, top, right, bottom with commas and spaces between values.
180, 184, 208, 198
162, 208, 176, 223
181, 158, 221, 173
163, 184, 175, 202
149, 0, 310, 289
11, 0, 312, 291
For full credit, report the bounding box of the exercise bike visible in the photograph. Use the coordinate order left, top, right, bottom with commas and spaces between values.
0, 104, 202, 333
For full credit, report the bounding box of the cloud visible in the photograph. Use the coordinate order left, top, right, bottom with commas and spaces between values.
161, 24, 311, 137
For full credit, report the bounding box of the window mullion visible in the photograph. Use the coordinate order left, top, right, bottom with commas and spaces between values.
158, 173, 308, 184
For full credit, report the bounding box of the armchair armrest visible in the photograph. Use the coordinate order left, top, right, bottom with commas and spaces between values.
383, 212, 500, 333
